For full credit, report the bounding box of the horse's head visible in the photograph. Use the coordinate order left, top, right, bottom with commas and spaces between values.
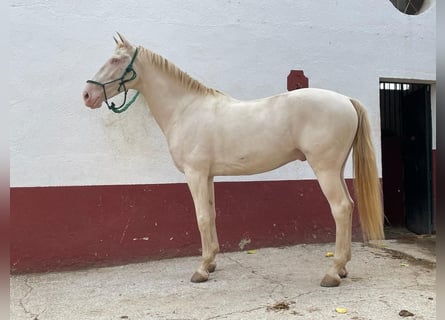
83, 33, 139, 110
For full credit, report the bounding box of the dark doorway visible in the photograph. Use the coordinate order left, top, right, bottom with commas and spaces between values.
380, 82, 433, 234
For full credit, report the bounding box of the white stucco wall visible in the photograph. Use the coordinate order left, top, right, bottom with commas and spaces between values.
10, 0, 436, 187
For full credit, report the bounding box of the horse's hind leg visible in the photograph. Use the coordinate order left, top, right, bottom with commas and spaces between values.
314, 168, 354, 287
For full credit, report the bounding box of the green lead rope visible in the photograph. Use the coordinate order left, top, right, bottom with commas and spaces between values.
109, 91, 140, 113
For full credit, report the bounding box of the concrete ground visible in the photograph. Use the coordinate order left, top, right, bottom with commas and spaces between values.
10, 236, 435, 320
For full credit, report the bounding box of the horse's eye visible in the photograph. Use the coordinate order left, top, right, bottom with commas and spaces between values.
110, 58, 120, 64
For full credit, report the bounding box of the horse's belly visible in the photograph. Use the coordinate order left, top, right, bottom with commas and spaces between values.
211, 148, 305, 176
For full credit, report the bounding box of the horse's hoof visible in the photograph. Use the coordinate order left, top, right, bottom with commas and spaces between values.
191, 271, 209, 283
207, 262, 217, 273
339, 268, 348, 279
320, 274, 341, 287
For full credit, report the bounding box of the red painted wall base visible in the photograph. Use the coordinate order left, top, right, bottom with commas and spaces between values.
11, 180, 362, 274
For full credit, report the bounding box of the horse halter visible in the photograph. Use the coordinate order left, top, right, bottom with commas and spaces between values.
86, 47, 139, 113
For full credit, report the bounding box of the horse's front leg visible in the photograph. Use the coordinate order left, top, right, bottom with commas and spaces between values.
207, 177, 220, 274
185, 170, 220, 283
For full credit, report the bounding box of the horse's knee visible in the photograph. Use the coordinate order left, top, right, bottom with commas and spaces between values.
196, 214, 211, 229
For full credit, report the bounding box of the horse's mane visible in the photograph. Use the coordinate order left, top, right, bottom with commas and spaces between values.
138, 46, 220, 96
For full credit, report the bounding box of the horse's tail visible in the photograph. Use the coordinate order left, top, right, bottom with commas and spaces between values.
350, 98, 385, 242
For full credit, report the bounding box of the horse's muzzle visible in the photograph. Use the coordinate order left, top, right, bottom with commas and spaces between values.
83, 85, 103, 109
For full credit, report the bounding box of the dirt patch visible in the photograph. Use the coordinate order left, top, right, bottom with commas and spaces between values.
267, 300, 295, 312
383, 248, 436, 269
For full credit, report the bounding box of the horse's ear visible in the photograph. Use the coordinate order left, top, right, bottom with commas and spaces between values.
113, 34, 120, 46
115, 32, 131, 48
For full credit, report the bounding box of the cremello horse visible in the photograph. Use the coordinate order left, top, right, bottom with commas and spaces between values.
83, 33, 384, 287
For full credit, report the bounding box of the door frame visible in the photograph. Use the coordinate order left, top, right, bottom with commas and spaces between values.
379, 79, 434, 234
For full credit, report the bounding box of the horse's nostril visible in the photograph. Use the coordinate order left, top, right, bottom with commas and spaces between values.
83, 91, 90, 101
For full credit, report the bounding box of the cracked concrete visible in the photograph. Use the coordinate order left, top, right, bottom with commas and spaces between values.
10, 241, 435, 320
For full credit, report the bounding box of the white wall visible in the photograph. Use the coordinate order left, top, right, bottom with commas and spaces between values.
10, 0, 436, 187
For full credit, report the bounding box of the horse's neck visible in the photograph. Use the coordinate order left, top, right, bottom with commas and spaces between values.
135, 64, 194, 135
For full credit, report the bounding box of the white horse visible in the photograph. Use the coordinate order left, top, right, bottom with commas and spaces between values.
83, 33, 384, 287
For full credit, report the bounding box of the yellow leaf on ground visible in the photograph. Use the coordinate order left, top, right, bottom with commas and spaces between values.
325, 252, 334, 257
335, 307, 348, 314
400, 263, 409, 267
